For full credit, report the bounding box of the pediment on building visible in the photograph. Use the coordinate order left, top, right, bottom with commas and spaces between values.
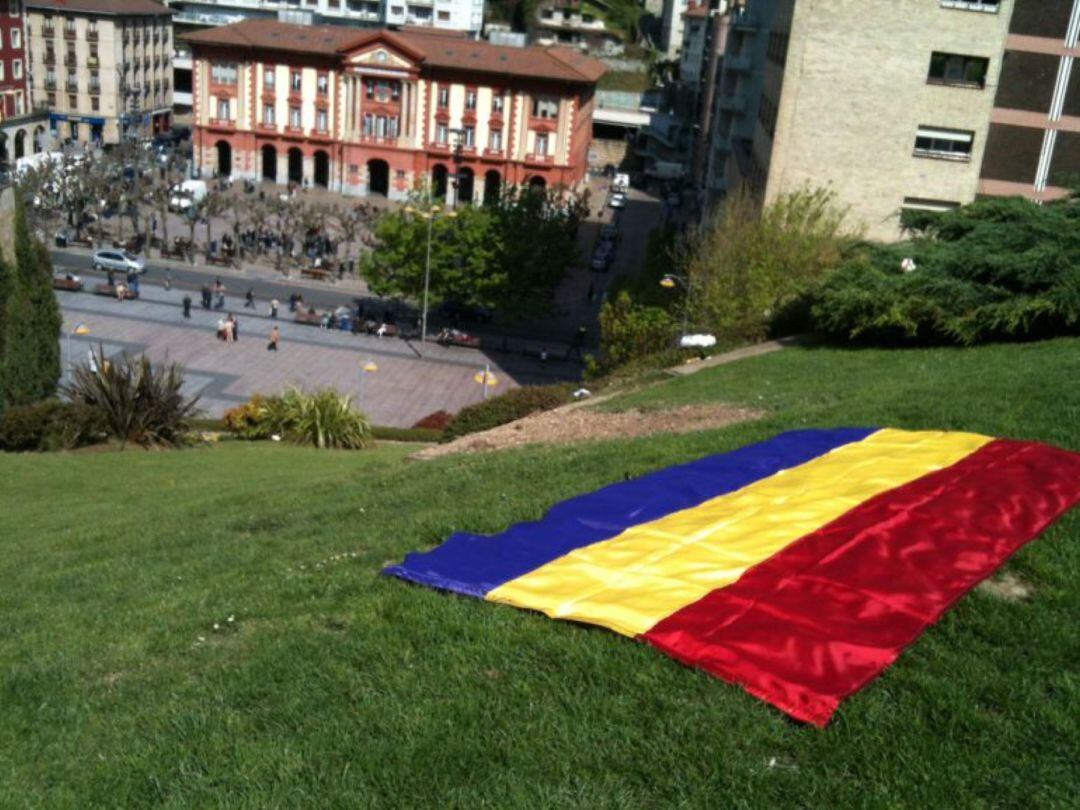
341, 33, 424, 73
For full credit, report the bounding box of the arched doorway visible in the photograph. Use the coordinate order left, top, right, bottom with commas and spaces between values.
215, 140, 232, 177
0, 133, 9, 167
287, 147, 303, 184
314, 150, 330, 188
14, 130, 26, 160
261, 144, 277, 182
456, 167, 474, 205
431, 163, 448, 200
528, 175, 547, 192
32, 125, 45, 153
483, 170, 501, 205
367, 159, 389, 196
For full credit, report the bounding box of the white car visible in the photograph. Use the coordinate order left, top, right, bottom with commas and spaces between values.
608, 192, 627, 209
92, 249, 147, 275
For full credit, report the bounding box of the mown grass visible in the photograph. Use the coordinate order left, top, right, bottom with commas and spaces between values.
1, 339, 1078, 807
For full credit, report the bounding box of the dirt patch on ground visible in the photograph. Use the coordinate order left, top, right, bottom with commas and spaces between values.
411, 402, 761, 460
976, 571, 1034, 602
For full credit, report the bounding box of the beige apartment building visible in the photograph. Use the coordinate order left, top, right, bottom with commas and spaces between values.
26, 0, 174, 145
760, 0, 1012, 239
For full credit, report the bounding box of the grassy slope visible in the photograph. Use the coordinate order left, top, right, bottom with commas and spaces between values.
1, 340, 1078, 807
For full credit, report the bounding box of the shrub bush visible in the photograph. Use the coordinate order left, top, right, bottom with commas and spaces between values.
443, 383, 573, 441
596, 291, 677, 373
64, 347, 201, 447
806, 197, 1080, 345
0, 400, 108, 452
412, 410, 454, 431
225, 388, 373, 449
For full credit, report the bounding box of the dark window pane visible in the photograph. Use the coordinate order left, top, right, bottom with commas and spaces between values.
979, 124, 1043, 184
994, 51, 1057, 113
1009, 0, 1072, 38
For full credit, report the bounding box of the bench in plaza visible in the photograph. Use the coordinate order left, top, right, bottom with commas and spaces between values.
206, 254, 237, 268
52, 275, 84, 292
300, 267, 333, 282
294, 310, 323, 326
93, 284, 138, 300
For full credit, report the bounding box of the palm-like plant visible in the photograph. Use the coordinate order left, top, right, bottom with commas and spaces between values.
65, 347, 201, 448
263, 387, 373, 449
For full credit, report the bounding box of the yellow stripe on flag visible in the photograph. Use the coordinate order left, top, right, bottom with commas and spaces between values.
486, 429, 992, 637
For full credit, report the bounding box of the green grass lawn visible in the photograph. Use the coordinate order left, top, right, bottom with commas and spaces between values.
2, 340, 1078, 806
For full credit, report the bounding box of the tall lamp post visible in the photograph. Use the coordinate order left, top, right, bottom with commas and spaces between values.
659, 273, 692, 338
403, 202, 456, 343
66, 322, 90, 373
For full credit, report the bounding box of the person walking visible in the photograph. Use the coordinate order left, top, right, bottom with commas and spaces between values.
229, 313, 239, 343
182, 294, 192, 319
244, 288, 255, 309
164, 268, 172, 291
267, 325, 280, 352
201, 284, 212, 309
223, 317, 234, 344
106, 269, 115, 288
115, 281, 126, 302
269, 298, 279, 320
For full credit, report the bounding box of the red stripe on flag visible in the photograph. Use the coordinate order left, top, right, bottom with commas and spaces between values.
643, 439, 1080, 727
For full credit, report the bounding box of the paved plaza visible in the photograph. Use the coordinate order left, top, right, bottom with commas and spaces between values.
54, 183, 667, 427
58, 283, 577, 427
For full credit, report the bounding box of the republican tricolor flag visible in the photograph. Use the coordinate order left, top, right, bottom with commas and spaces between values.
385, 428, 1080, 726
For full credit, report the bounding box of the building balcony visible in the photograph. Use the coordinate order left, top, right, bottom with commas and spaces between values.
44, 53, 56, 65
87, 30, 98, 42
209, 118, 235, 130
44, 79, 57, 91
525, 153, 554, 165
483, 148, 504, 158
87, 57, 99, 68
63, 28, 77, 40
65, 82, 79, 93
361, 135, 402, 147
89, 83, 101, 94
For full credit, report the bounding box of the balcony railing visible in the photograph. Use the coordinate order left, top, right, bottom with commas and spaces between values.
44, 79, 57, 90
87, 29, 98, 41
64, 27, 77, 40
89, 83, 101, 94
65, 82, 79, 93
44, 52, 55, 65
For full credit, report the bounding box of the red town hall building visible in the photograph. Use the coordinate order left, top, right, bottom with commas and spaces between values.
185, 21, 605, 203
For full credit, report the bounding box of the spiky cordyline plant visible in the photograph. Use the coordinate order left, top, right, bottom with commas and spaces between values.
64, 346, 201, 448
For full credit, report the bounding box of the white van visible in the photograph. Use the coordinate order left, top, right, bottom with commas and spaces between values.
168, 179, 208, 212
612, 172, 630, 193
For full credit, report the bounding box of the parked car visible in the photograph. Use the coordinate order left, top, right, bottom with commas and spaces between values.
666, 191, 682, 208
92, 249, 146, 275
590, 243, 614, 271
599, 223, 620, 244
608, 192, 627, 209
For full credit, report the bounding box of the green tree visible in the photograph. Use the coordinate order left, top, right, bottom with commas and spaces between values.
361, 200, 502, 309
679, 187, 855, 342
2, 194, 62, 407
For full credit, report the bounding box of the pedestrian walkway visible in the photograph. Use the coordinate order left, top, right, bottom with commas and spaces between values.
57, 283, 575, 427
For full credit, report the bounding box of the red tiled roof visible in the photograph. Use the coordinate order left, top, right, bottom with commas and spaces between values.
184, 20, 607, 85
27, 0, 172, 15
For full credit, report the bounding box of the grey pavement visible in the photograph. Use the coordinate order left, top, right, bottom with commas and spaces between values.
57, 282, 579, 427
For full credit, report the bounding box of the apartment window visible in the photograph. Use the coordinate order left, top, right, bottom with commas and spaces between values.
436, 122, 448, 143
46, 92, 55, 105
532, 97, 559, 118
68, 95, 76, 110
289, 106, 301, 128
263, 103, 275, 125
10, 2, 20, 15
316, 108, 328, 132
264, 69, 275, 90
14, 93, 22, 114
0, 62, 4, 81
939, 0, 999, 12
927, 52, 989, 88
88, 69, 98, 92
489, 129, 503, 151
0, 30, 4, 48
757, 92, 777, 136
91, 96, 99, 112
211, 62, 238, 85
437, 86, 449, 108
901, 197, 961, 213
535, 132, 549, 154
66, 45, 75, 63
388, 116, 399, 137
492, 94, 504, 114
11, 28, 19, 49
767, 31, 789, 67
290, 70, 302, 92
45, 68, 55, 87
465, 89, 477, 110
317, 73, 329, 95
89, 42, 98, 61
462, 125, 475, 147
913, 125, 974, 160
217, 98, 230, 120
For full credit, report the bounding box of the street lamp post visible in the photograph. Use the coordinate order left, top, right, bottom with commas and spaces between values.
66, 322, 89, 374
359, 361, 378, 409
403, 202, 456, 344
659, 273, 692, 337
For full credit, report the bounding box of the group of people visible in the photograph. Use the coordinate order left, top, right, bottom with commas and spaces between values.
200, 279, 228, 310
106, 269, 140, 302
